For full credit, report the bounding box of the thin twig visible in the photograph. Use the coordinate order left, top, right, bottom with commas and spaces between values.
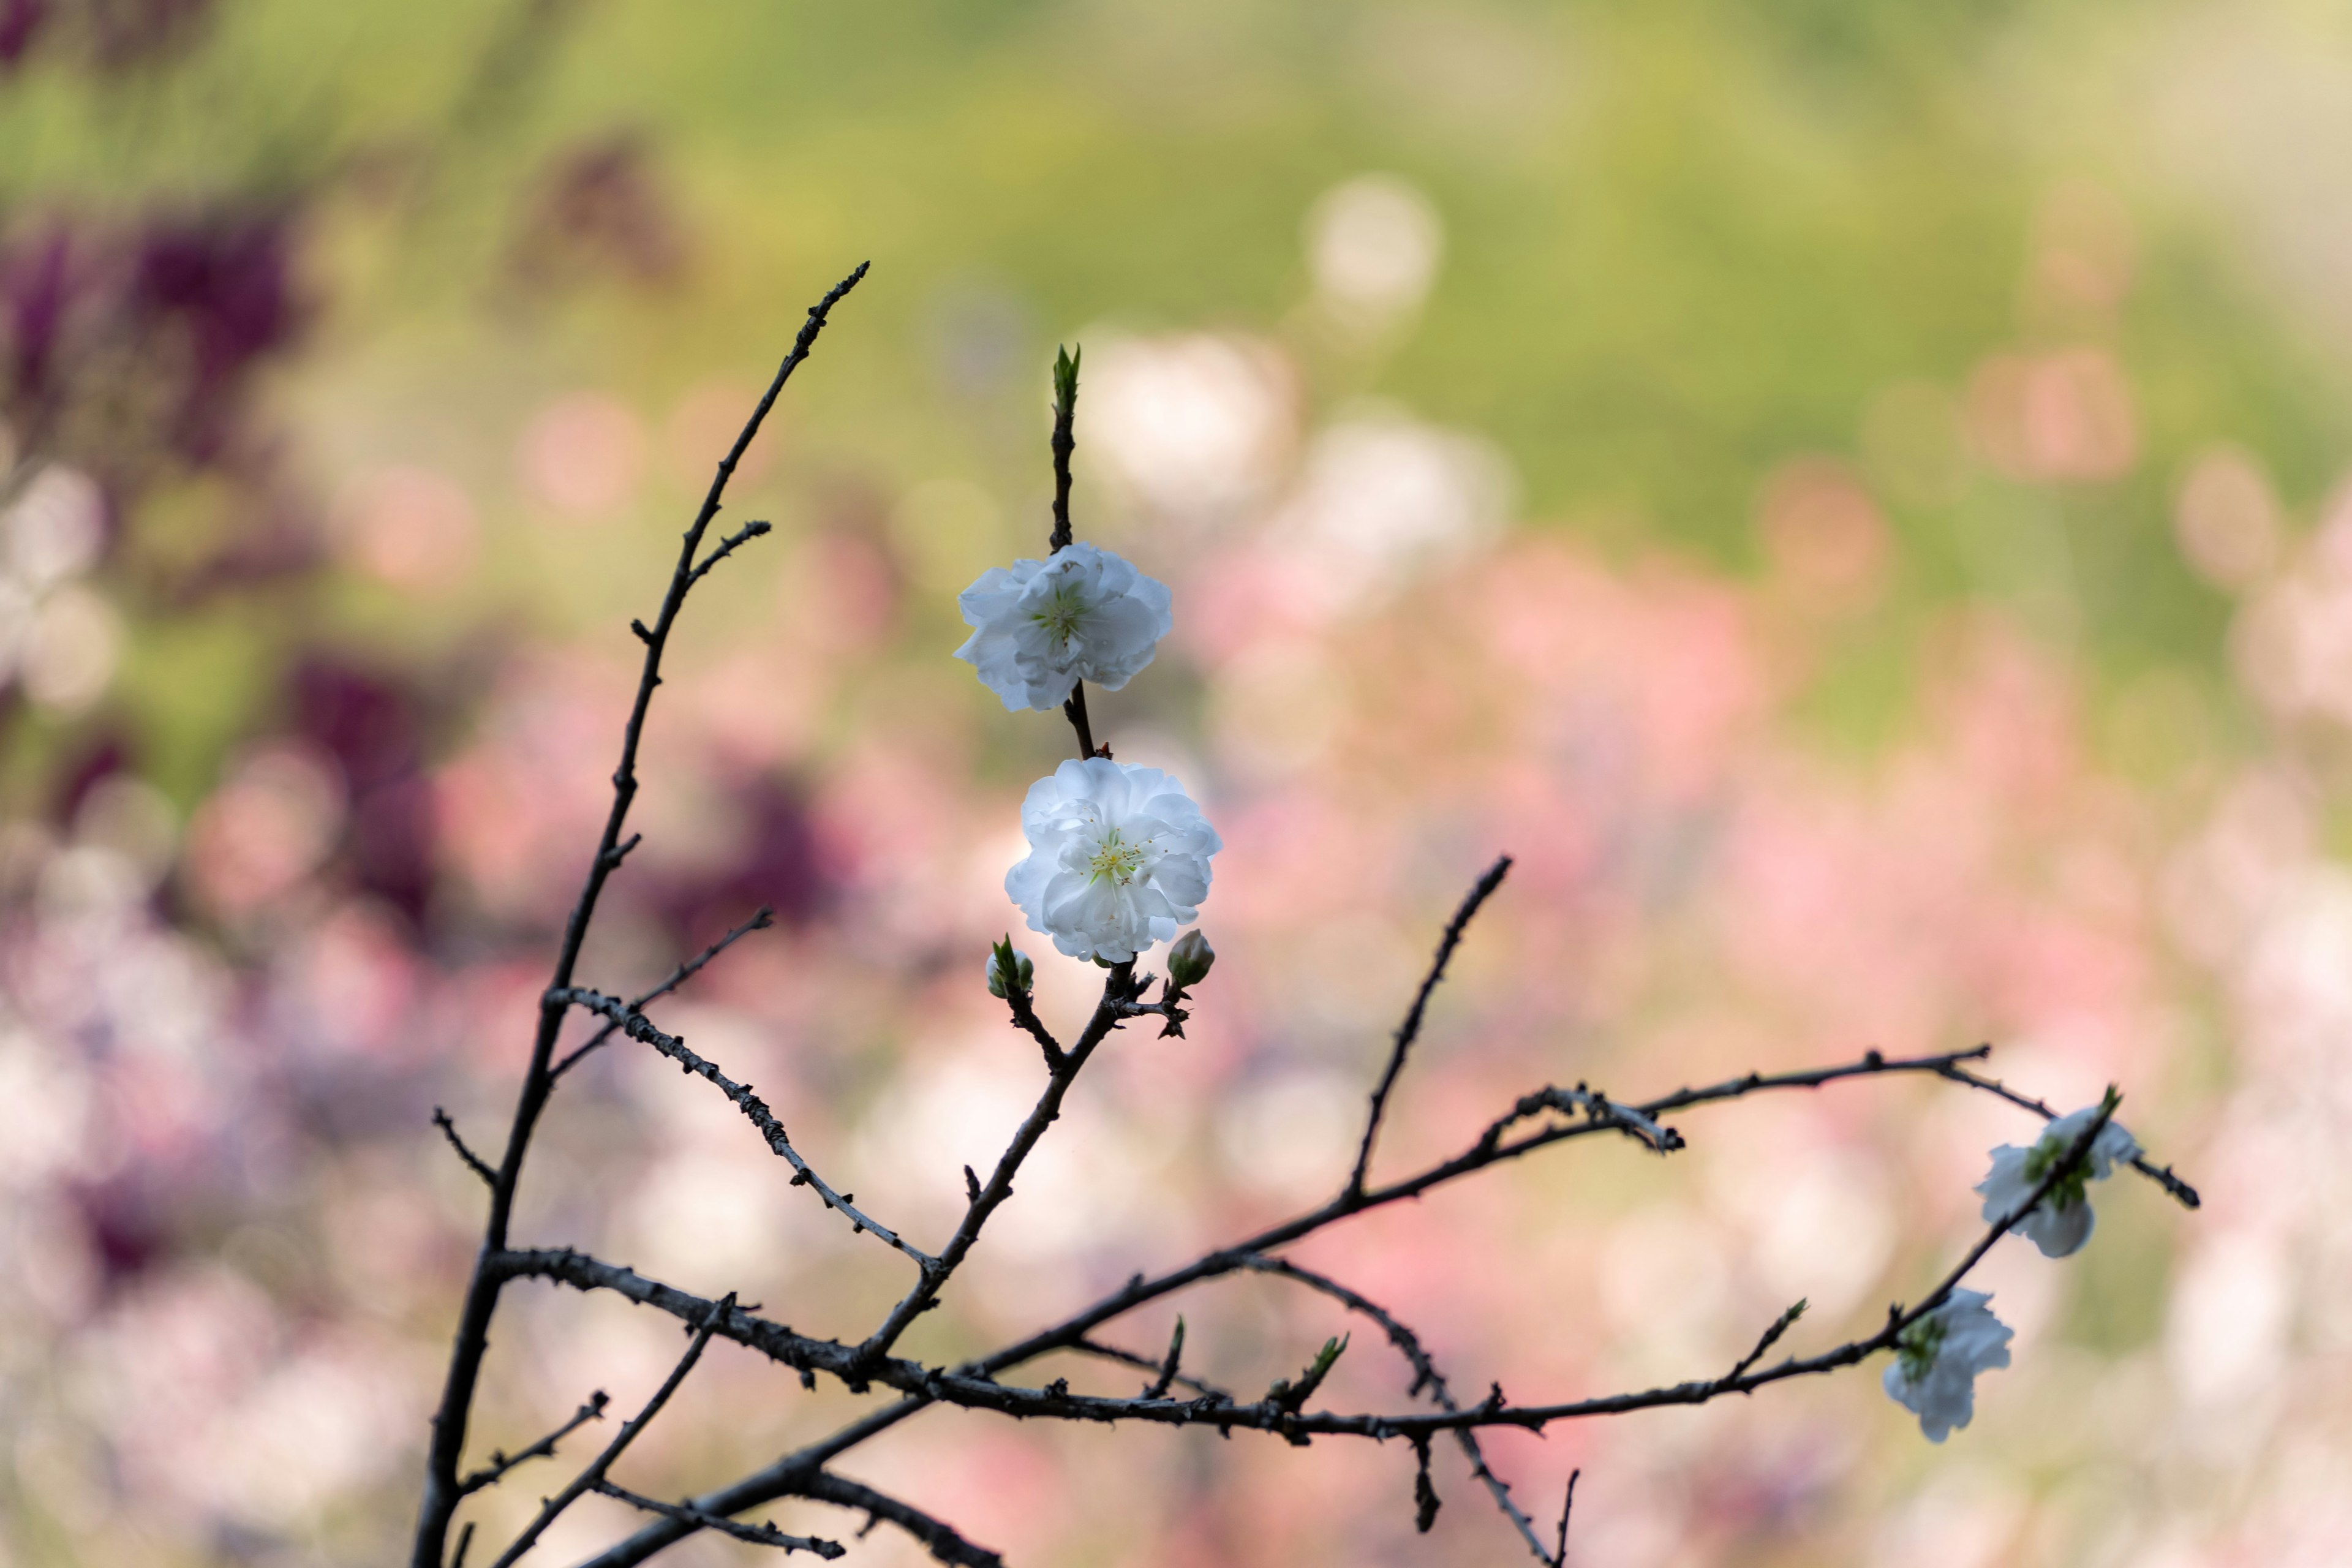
550, 989, 933, 1267
409, 262, 866, 1568
1349, 856, 1513, 1196
1061, 681, 1101, 761
1553, 1471, 1579, 1566
1058, 1332, 1227, 1400
455, 1392, 608, 1497
1042, 342, 1104, 760
551, 907, 777, 1082
571, 1398, 937, 1568
432, 1108, 496, 1188
487, 1294, 739, 1568
1048, 344, 1078, 553
1243, 1255, 1556, 1564
1001, 984, 1066, 1071
688, 518, 773, 586
1935, 1059, 2201, 1208
1145, 1317, 1189, 1400
852, 963, 1142, 1366
590, 1483, 844, 1559
497, 1248, 870, 1385
795, 1472, 1007, 1568
1481, 1084, 1680, 1155
1724, 1300, 1807, 1384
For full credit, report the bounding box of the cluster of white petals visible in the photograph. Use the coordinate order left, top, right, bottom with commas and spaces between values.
1882, 1289, 2014, 1442
956, 543, 1172, 712
1975, 1106, 2141, 1259
1006, 758, 1221, 963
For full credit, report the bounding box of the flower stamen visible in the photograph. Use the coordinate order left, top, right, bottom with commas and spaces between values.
1088, 827, 1146, 886
1030, 584, 1088, 647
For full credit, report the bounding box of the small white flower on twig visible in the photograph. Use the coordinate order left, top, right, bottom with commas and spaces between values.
1882, 1289, 2013, 1442
956, 543, 1172, 711
1006, 759, 1221, 963
1975, 1106, 2141, 1258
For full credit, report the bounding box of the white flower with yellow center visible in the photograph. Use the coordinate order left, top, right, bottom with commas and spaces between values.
1975, 1106, 2140, 1259
1006, 758, 1221, 963
955, 543, 1174, 712
1882, 1289, 2013, 1442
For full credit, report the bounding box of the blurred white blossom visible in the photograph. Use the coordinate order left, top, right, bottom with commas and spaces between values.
1975, 1107, 2139, 1259
956, 542, 1172, 711
1883, 1290, 2014, 1442
1082, 333, 1295, 519
1006, 758, 1219, 963
4, 466, 106, 591
1305, 174, 1445, 330
1272, 412, 1510, 612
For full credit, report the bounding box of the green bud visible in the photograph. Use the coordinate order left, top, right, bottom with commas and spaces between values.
1166, 929, 1215, 989
1053, 343, 1082, 409
987, 938, 1033, 999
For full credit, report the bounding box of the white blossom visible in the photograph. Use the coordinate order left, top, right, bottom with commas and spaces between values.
955, 543, 1172, 712
1975, 1106, 2141, 1259
1882, 1289, 2013, 1442
1006, 758, 1220, 963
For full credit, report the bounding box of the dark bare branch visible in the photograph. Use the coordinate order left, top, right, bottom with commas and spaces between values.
1048, 343, 1078, 553
590, 1483, 844, 1559
410, 262, 868, 1568
796, 1472, 1006, 1568
688, 518, 774, 586
1934, 1058, 2201, 1208
432, 1107, 496, 1188
1058, 1331, 1227, 1401
969, 1045, 2005, 1390
549, 987, 933, 1266
455, 1391, 607, 1497
1002, 985, 1066, 1070
852, 963, 1143, 1365
552, 907, 776, 1082
486, 1294, 737, 1568
1724, 1300, 1807, 1384
910, 1094, 2142, 1444
1041, 343, 1108, 761
571, 1399, 935, 1568
1145, 1316, 1188, 1400
1061, 681, 1102, 761
1243, 1255, 1556, 1564
1349, 856, 1513, 1196
488, 1039, 2180, 1564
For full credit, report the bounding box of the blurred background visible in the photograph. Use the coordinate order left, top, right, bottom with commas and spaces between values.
2, 1, 2347, 1564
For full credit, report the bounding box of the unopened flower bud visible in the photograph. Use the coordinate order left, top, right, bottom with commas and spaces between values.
986, 938, 1034, 999
1167, 929, 1215, 989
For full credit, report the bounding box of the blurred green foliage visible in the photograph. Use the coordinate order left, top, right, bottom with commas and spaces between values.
5, 0, 2347, 793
